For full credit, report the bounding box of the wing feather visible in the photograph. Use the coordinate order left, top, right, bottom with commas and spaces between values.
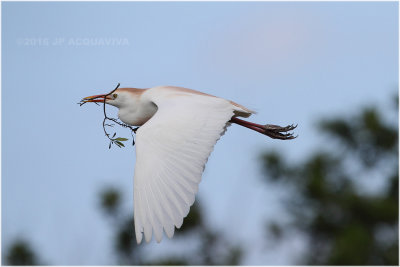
133, 91, 239, 243
152, 174, 176, 232
134, 190, 143, 244
147, 186, 164, 242
141, 192, 153, 243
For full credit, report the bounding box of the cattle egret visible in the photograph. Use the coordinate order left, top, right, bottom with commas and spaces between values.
82, 85, 296, 244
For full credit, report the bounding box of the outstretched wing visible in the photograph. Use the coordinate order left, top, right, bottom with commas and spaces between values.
133, 92, 236, 243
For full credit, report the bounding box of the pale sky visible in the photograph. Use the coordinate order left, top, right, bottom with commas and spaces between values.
2, 1, 398, 265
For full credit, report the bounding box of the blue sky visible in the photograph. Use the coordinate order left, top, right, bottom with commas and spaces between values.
2, 1, 398, 265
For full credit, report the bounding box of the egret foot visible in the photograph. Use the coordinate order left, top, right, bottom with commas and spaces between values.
262, 124, 297, 140
230, 117, 297, 140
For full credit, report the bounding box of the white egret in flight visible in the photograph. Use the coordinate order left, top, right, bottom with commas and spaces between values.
82, 85, 296, 244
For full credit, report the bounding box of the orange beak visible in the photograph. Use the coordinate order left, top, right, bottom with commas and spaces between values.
81, 94, 112, 103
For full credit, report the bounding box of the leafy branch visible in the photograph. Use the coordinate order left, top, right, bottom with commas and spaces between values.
79, 83, 139, 149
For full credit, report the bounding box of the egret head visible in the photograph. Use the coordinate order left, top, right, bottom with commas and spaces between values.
81, 88, 142, 108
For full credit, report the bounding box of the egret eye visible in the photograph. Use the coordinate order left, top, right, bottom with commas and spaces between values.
113, 93, 118, 99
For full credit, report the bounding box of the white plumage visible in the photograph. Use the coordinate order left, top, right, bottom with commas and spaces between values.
134, 88, 243, 243
82, 85, 295, 244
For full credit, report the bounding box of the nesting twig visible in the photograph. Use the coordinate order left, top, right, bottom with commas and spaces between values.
79, 83, 138, 148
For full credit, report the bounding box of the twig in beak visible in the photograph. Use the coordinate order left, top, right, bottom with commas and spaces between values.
79, 83, 138, 148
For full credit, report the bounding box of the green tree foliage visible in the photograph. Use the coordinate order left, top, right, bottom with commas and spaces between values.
5, 240, 39, 265
99, 187, 243, 265
261, 100, 398, 265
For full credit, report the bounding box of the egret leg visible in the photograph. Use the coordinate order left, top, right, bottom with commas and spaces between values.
230, 117, 297, 140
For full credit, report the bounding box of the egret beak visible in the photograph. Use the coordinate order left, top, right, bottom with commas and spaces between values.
81, 94, 112, 103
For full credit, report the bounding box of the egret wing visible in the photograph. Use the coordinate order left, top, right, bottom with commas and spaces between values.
133, 94, 235, 243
